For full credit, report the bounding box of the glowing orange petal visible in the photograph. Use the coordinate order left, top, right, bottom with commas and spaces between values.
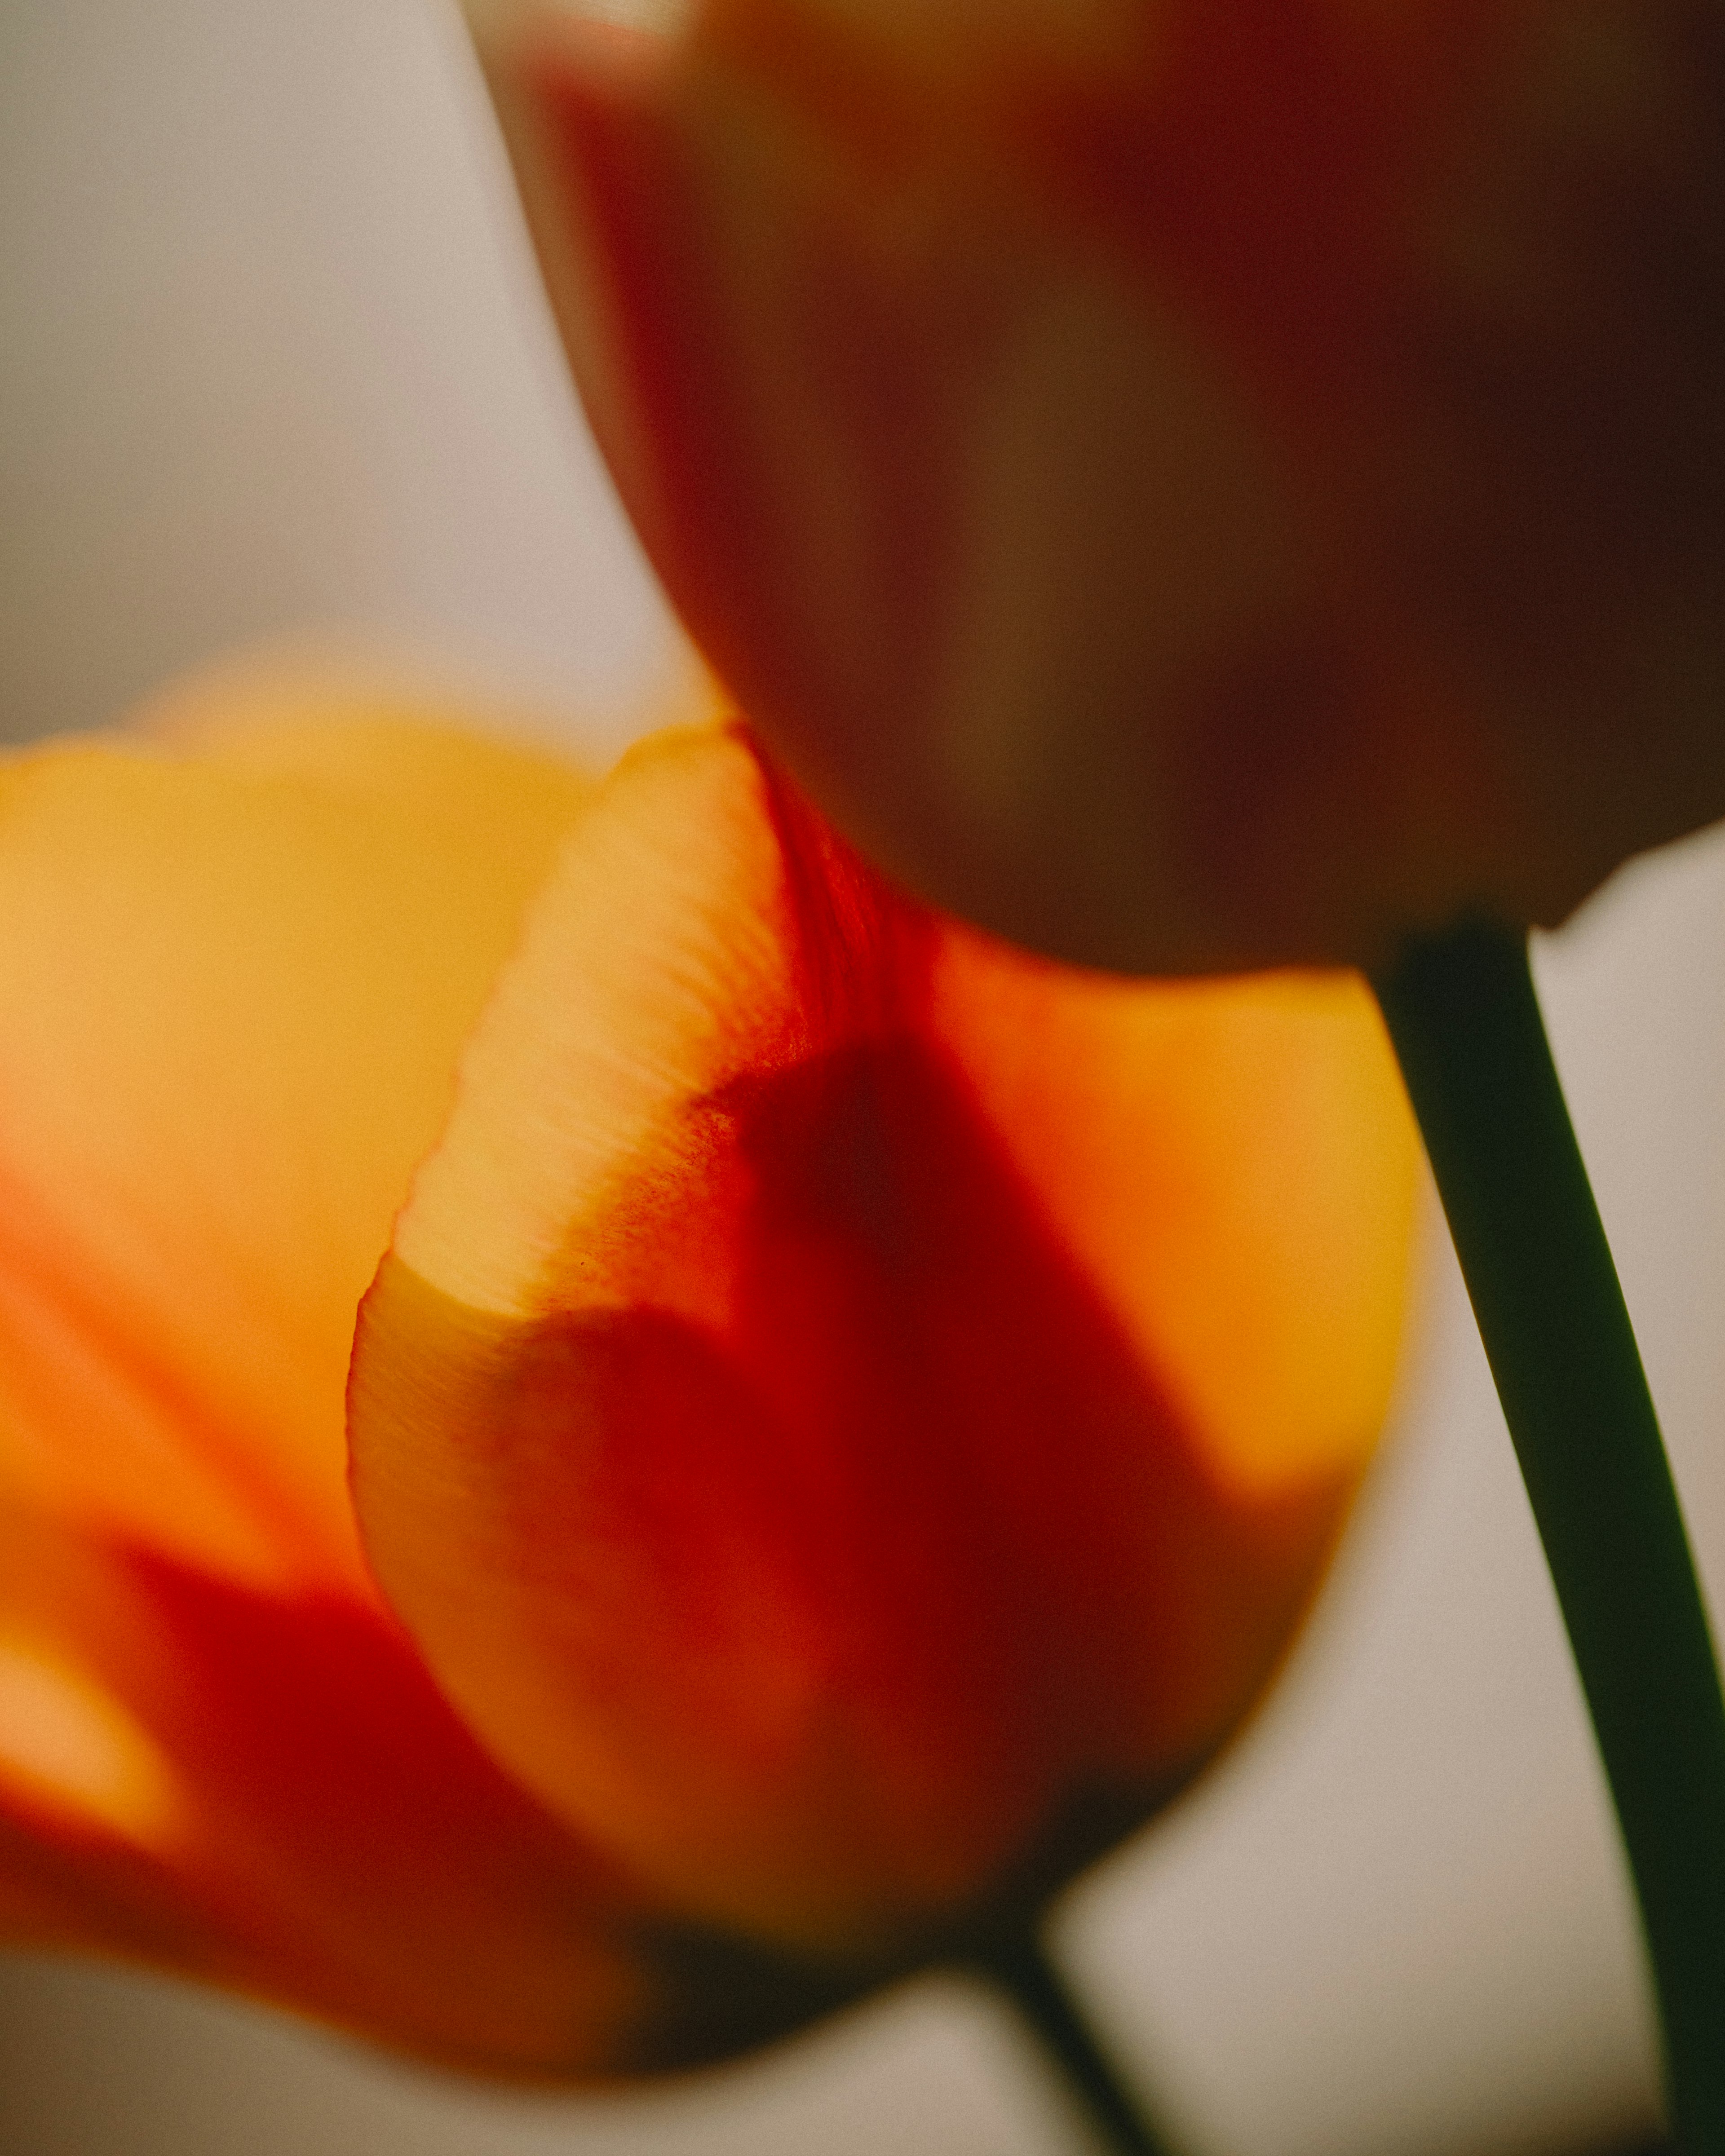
0, 685, 592, 1591
352, 722, 1418, 1956
929, 944, 1417, 1500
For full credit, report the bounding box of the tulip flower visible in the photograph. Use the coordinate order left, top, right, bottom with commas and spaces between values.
349, 713, 1417, 1975
465, 0, 1725, 977
0, 668, 1416, 2093
455, 7, 1725, 2140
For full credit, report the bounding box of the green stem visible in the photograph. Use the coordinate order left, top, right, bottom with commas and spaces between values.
1374, 918, 1725, 2153
970, 1923, 1175, 2156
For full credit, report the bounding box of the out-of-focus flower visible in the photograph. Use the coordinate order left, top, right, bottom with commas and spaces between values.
0, 677, 650, 2074
0, 670, 1415, 2075
467, 0, 1725, 975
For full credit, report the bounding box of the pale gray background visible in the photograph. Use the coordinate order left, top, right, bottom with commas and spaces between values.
1, 2, 1718, 2151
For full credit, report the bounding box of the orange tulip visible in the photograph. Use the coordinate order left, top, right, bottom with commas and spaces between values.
350, 716, 1418, 1960
0, 670, 1415, 2075
468, 0, 1725, 976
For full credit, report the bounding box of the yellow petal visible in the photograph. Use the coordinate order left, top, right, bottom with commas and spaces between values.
0, 680, 593, 1590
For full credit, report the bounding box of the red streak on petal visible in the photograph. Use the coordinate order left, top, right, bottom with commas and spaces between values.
0, 1536, 644, 2074
527, 42, 990, 861
530, 47, 777, 702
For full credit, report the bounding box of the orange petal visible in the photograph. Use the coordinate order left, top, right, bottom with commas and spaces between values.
351, 721, 1418, 1956
0, 679, 727, 2073
0, 682, 592, 1590
475, 0, 1725, 972
928, 940, 1418, 1503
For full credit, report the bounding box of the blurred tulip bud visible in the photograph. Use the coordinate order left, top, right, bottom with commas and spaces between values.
467, 0, 1725, 972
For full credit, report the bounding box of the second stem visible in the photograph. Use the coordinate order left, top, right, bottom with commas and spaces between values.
1375, 919, 1725, 2153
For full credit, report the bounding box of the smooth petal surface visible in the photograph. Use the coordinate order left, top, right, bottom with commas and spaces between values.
351, 720, 1419, 1962
473, 0, 1725, 973
0, 680, 594, 1591
0, 680, 658, 2071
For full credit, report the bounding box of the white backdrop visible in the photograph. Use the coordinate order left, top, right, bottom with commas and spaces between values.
1, 3, 1717, 2151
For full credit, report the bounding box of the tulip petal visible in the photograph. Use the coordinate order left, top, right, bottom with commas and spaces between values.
0, 680, 699, 2072
0, 685, 591, 1590
0, 1494, 645, 2074
352, 721, 1418, 1956
927, 940, 1419, 1502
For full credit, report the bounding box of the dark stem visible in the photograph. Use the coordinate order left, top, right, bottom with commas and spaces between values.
969, 1922, 1175, 2156
1374, 918, 1725, 2154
